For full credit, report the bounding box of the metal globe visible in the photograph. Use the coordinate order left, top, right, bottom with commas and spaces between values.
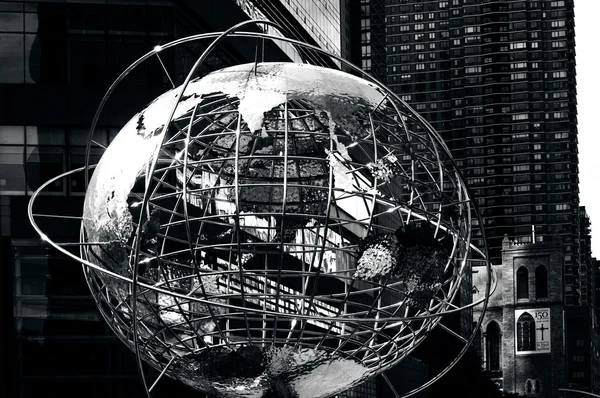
74, 61, 476, 398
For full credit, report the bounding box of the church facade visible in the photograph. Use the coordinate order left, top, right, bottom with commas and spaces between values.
473, 236, 567, 397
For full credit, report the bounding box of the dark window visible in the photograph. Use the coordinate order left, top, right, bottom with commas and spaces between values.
517, 266, 529, 299
486, 322, 501, 371
0, 144, 26, 194
475, 324, 483, 364
525, 378, 542, 394
0, 33, 24, 83
517, 312, 536, 351
536, 266, 548, 298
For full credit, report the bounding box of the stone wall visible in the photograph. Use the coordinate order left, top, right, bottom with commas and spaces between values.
473, 236, 567, 397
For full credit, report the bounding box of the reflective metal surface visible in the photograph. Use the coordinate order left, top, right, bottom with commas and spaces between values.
29, 21, 491, 398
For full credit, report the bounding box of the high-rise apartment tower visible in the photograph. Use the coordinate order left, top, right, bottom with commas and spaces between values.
386, 0, 580, 304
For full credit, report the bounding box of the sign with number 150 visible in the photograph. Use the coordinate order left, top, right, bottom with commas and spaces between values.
515, 308, 551, 354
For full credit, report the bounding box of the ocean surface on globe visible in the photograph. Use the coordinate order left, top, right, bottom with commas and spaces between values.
81, 62, 471, 397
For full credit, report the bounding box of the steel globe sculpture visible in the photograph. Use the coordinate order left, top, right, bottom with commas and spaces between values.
29, 21, 491, 398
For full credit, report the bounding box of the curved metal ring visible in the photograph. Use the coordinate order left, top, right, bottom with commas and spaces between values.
29, 19, 492, 398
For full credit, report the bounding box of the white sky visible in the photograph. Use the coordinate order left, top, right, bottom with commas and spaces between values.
574, 0, 600, 256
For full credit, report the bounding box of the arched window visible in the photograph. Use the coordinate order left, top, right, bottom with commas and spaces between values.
486, 322, 501, 371
536, 266, 548, 298
517, 267, 529, 299
525, 379, 533, 395
525, 378, 542, 395
517, 312, 536, 351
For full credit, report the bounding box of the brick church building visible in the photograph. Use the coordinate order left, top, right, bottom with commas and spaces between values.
473, 236, 567, 397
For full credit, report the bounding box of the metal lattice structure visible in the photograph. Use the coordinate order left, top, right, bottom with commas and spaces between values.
29, 20, 492, 398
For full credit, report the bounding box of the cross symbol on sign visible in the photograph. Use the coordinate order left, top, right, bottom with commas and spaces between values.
537, 324, 548, 340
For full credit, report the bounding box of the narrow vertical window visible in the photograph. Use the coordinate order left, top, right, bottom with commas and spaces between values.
486, 322, 501, 371
536, 266, 548, 298
474, 323, 483, 363
517, 266, 529, 299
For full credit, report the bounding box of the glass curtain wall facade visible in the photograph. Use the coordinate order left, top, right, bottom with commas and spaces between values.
0, 1, 288, 398
0, 1, 386, 397
234, 0, 351, 68
280, 0, 345, 58
385, 0, 579, 304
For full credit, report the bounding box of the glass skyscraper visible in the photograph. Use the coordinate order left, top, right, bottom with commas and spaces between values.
0, 1, 386, 397
234, 0, 353, 68
0, 1, 291, 397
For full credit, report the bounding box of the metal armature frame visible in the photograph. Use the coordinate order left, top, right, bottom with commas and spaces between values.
559, 389, 600, 398
28, 20, 493, 398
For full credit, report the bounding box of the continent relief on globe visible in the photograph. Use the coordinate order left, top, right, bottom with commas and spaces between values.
354, 222, 450, 309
